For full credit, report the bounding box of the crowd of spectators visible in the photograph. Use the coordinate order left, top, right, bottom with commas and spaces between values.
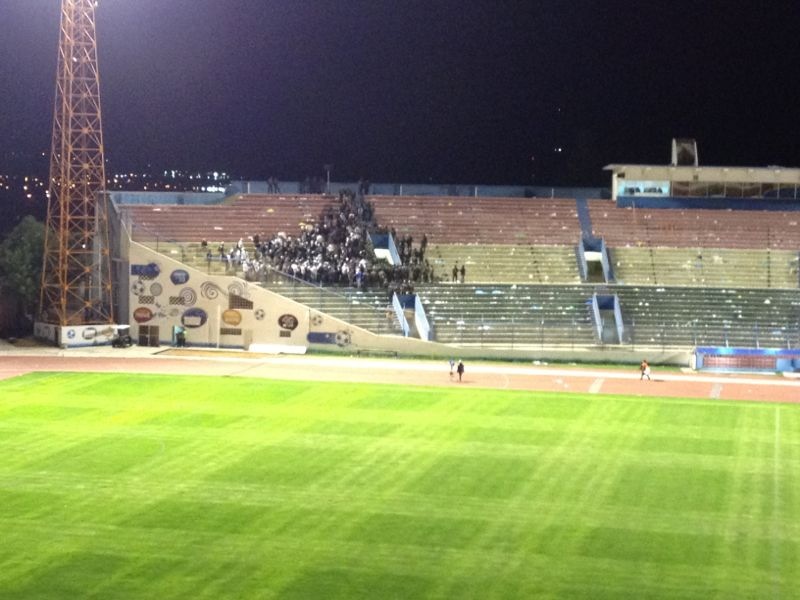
207, 189, 433, 294
386, 231, 435, 293
254, 189, 372, 285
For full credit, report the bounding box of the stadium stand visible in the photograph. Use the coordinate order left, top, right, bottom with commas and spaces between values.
369, 195, 582, 244
417, 284, 596, 347
260, 269, 403, 335
123, 194, 338, 243
119, 190, 799, 351
616, 286, 800, 348
368, 195, 583, 284
610, 247, 798, 289
426, 244, 581, 284
588, 200, 800, 250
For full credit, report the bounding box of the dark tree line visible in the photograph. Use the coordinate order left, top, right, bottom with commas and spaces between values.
0, 216, 44, 336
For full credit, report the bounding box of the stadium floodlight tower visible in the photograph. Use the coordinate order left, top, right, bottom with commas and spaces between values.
37, 0, 116, 347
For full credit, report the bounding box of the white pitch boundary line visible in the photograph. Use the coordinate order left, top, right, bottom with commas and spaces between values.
588, 378, 604, 394
709, 383, 723, 399
500, 373, 509, 390
246, 356, 800, 388
772, 406, 782, 599
4, 350, 800, 389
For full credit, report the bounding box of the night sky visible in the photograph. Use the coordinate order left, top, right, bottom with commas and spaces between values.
1, 1, 799, 185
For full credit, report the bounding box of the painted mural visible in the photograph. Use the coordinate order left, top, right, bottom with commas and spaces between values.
128, 243, 305, 349
127, 241, 439, 356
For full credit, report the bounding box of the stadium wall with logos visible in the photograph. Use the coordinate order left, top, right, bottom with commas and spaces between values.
127, 243, 693, 364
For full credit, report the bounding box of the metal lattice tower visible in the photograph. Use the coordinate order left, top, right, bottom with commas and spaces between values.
39, 0, 113, 326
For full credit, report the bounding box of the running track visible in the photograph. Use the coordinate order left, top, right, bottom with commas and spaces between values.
0, 349, 798, 404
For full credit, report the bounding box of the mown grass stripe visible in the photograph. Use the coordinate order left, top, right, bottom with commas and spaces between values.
0, 372, 798, 599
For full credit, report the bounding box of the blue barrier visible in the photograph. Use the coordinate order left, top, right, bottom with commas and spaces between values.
618, 195, 800, 211
695, 346, 800, 372
392, 293, 410, 337
414, 295, 432, 341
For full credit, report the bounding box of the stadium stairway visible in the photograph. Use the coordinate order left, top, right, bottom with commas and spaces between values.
575, 198, 597, 244
260, 272, 404, 336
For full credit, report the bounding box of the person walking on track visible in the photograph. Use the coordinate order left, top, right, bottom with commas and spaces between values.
640, 359, 651, 381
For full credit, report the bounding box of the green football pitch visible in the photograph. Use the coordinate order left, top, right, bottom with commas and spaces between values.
0, 371, 797, 599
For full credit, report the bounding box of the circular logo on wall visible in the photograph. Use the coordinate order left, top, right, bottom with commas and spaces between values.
133, 307, 154, 323
170, 269, 190, 285
131, 280, 146, 296
335, 330, 352, 347
182, 307, 208, 328
278, 314, 299, 331
131, 263, 161, 280
222, 309, 242, 326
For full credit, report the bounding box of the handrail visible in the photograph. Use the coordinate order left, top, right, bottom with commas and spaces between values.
600, 238, 613, 282
613, 294, 625, 342
392, 293, 410, 337
591, 293, 602, 341
576, 239, 587, 281
414, 294, 432, 340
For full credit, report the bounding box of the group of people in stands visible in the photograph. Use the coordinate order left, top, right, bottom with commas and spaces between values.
202, 239, 256, 275
207, 188, 434, 294
390, 231, 435, 289
452, 262, 466, 283
258, 198, 371, 286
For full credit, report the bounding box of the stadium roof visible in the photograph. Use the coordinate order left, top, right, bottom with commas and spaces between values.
604, 164, 800, 184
